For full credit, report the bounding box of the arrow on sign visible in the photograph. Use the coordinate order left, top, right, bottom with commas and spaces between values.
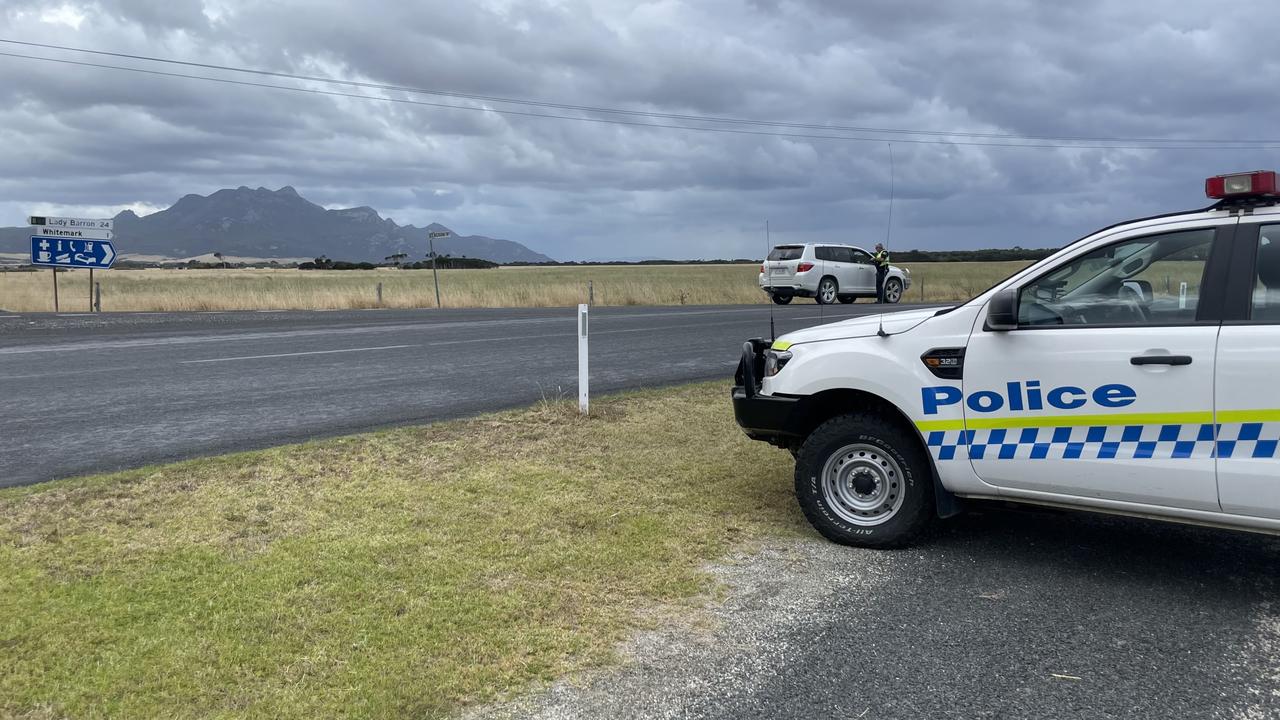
100, 242, 114, 266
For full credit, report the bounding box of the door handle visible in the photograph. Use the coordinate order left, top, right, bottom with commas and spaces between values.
1130, 355, 1192, 366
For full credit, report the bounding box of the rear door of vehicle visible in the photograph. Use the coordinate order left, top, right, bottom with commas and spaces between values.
821, 246, 854, 291
960, 218, 1233, 511
1215, 216, 1280, 518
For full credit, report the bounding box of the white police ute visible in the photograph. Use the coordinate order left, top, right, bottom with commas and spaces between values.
733, 170, 1280, 547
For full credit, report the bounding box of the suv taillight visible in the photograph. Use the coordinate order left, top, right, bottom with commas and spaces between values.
797, 262, 814, 272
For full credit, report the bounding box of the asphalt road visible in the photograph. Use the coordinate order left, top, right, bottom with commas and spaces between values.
479, 507, 1280, 720
0, 302, 906, 486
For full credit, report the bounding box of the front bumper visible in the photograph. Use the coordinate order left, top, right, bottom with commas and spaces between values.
732, 338, 802, 444
731, 386, 801, 443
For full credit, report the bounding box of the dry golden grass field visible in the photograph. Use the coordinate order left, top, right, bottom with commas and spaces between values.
0, 262, 1032, 313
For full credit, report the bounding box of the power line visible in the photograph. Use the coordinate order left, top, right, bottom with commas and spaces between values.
1, 49, 1277, 151
1, 38, 1272, 145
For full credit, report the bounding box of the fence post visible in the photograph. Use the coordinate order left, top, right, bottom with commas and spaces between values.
578, 303, 589, 415
588, 280, 594, 305
920, 276, 925, 302
94, 282, 101, 312
377, 282, 383, 307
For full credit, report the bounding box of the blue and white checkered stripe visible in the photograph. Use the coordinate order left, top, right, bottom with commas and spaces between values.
925, 422, 1280, 461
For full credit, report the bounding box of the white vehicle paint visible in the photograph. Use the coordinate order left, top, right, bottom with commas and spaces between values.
734, 170, 1280, 547
760, 243, 911, 304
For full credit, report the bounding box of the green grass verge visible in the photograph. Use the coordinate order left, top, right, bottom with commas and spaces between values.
0, 383, 802, 719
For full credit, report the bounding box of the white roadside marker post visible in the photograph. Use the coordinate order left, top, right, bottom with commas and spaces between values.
578, 303, 589, 415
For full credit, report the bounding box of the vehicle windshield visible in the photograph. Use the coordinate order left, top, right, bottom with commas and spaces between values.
767, 245, 804, 261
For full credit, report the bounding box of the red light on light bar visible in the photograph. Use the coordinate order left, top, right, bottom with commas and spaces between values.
1206, 170, 1279, 199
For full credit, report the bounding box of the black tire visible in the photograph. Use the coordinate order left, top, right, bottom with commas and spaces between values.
837, 295, 855, 304
884, 278, 903, 304
815, 276, 838, 305
794, 413, 933, 548
771, 293, 793, 305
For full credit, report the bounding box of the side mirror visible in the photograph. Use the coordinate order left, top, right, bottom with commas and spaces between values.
985, 288, 1019, 331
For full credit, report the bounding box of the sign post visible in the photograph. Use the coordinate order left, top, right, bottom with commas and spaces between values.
578, 303, 589, 415
28, 216, 117, 312
428, 230, 450, 308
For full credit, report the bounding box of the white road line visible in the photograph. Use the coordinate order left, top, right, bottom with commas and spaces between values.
180, 344, 418, 364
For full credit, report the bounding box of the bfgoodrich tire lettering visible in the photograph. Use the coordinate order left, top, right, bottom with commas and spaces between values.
794, 413, 933, 547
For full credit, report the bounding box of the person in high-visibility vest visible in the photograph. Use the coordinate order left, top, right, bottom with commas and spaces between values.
873, 243, 890, 303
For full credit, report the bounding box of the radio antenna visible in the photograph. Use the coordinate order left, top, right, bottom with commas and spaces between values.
766, 220, 776, 341
878, 143, 894, 338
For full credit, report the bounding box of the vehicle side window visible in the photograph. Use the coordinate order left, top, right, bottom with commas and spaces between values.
814, 246, 832, 262
831, 247, 854, 263
1251, 226, 1280, 323
849, 249, 872, 264
1016, 228, 1215, 327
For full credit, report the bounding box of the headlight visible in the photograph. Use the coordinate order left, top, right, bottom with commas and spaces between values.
764, 350, 792, 377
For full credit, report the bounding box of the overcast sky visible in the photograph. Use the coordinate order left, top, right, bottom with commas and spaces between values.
0, 1, 1276, 260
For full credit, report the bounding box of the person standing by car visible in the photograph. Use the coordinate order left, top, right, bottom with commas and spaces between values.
873, 243, 890, 302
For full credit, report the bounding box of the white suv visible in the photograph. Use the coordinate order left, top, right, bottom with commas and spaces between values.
760, 243, 912, 304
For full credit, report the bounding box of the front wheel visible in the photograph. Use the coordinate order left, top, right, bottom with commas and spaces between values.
884, 278, 903, 304
815, 277, 838, 305
794, 413, 933, 547
771, 293, 793, 305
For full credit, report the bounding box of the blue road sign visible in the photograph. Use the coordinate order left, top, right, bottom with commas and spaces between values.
30, 236, 116, 269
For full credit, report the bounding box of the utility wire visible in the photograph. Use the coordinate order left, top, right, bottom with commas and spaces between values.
2, 37, 1280, 146
3, 38, 1277, 146
2, 49, 1278, 151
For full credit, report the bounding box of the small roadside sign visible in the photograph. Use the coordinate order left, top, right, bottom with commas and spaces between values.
30, 236, 117, 269
34, 225, 114, 240
29, 216, 114, 231
429, 231, 450, 238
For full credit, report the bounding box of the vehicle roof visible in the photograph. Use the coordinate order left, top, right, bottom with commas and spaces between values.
771, 242, 868, 249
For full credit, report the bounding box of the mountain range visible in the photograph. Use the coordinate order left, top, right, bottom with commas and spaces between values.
0, 186, 553, 263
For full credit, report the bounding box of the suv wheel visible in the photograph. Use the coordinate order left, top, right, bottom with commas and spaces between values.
794, 413, 933, 547
816, 277, 838, 305
884, 278, 903, 304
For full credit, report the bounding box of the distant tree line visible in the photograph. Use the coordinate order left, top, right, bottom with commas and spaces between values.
887, 247, 1058, 262
298, 254, 499, 270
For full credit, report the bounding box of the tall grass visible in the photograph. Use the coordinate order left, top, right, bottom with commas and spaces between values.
0, 262, 1031, 312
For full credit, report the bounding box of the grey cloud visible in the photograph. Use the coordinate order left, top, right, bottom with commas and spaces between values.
0, 0, 1275, 261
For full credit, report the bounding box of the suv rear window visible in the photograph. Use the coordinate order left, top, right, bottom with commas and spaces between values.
768, 246, 804, 261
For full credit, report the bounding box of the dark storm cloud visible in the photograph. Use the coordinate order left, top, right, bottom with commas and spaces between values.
0, 0, 1275, 259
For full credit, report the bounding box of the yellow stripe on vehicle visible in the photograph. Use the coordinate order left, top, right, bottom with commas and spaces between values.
1217, 409, 1280, 424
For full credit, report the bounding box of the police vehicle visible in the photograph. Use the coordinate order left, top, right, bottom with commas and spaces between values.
733, 170, 1280, 547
